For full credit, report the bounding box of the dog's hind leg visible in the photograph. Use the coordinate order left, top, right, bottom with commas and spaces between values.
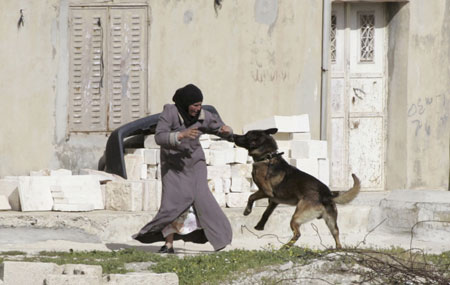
322, 204, 342, 249
282, 200, 322, 249
244, 190, 267, 216
254, 201, 278, 231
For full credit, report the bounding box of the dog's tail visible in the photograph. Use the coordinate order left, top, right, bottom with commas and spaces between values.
332, 174, 361, 204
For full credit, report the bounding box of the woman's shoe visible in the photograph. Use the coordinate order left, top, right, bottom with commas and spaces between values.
158, 245, 175, 254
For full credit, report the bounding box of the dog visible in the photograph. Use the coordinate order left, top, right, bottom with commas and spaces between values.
233, 128, 360, 249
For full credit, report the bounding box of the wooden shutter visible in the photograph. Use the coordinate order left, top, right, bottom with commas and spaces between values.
107, 7, 147, 130
69, 8, 108, 132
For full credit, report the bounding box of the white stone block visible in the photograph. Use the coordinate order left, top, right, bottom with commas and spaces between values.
212, 192, 226, 207
222, 178, 231, 193
203, 149, 211, 165
273, 132, 311, 141
53, 203, 95, 212
144, 149, 159, 165
0, 178, 21, 210
291, 132, 311, 140
275, 140, 292, 149
49, 175, 104, 210
209, 150, 228, 166
291, 140, 327, 159
226, 192, 252, 208
318, 158, 330, 185
142, 179, 160, 211
208, 178, 224, 193
251, 181, 259, 192
200, 140, 211, 149
0, 195, 11, 210
290, 158, 319, 178
200, 134, 210, 141
231, 164, 252, 179
243, 114, 310, 133
255, 199, 269, 207
62, 264, 103, 276
157, 164, 162, 180
45, 275, 102, 285
106, 181, 143, 211
147, 165, 158, 179
125, 148, 145, 157
210, 140, 235, 150
0, 261, 59, 285
230, 177, 251, 192
79, 169, 125, 184
225, 148, 235, 164
141, 164, 148, 180
144, 135, 160, 149
29, 169, 51, 176
101, 184, 106, 206
124, 154, 145, 180
234, 148, 248, 164
104, 273, 178, 285
18, 176, 54, 211
207, 165, 231, 179
50, 169, 72, 176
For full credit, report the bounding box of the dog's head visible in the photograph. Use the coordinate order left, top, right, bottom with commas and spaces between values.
233, 128, 278, 160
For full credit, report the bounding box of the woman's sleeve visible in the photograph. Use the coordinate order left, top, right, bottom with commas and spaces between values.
204, 110, 234, 141
155, 105, 181, 148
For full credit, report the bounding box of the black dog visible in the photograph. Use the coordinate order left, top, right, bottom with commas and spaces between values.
233, 128, 360, 249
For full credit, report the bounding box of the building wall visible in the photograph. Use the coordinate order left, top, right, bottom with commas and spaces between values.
405, 0, 449, 190
0, 0, 323, 176
0, 0, 448, 190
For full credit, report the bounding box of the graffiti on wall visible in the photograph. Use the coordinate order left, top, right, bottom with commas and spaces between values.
408, 92, 448, 137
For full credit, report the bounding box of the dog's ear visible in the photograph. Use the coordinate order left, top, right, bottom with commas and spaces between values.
265, 128, 278, 135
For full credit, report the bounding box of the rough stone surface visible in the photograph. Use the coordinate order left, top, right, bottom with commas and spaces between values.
0, 261, 59, 285
104, 272, 178, 285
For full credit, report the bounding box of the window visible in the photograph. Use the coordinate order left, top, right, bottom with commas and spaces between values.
359, 13, 375, 62
330, 14, 337, 63
69, 5, 148, 132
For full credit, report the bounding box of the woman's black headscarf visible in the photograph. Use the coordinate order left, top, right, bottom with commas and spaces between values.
172, 84, 204, 127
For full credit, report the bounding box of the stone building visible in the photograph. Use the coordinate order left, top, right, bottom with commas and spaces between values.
0, 0, 448, 191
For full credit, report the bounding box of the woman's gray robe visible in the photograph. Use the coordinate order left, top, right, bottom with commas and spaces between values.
133, 104, 232, 251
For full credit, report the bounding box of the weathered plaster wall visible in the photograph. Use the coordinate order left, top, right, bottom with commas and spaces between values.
0, 0, 60, 176
386, 3, 409, 190
147, 0, 323, 137
406, 1, 449, 189
0, 0, 323, 176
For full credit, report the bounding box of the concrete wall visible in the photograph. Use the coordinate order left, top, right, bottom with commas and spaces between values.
0, 0, 323, 176
0, 0, 448, 190
405, 1, 449, 190
386, 1, 449, 191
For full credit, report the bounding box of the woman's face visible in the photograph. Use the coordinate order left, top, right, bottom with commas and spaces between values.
188, 102, 202, 117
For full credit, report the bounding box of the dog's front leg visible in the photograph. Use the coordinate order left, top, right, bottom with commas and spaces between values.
244, 190, 267, 216
255, 200, 278, 231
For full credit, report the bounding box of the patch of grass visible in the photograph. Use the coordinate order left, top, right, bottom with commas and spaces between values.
151, 247, 320, 285
0, 247, 448, 284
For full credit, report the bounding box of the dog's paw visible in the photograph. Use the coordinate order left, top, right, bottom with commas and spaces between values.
243, 208, 252, 216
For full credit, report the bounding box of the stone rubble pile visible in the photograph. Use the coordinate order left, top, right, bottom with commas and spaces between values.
0, 114, 330, 212
0, 261, 178, 285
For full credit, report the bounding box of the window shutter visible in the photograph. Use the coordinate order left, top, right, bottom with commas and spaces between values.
69, 8, 108, 132
108, 7, 147, 130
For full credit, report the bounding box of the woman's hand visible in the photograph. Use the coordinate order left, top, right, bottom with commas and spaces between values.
218, 125, 232, 135
178, 127, 201, 140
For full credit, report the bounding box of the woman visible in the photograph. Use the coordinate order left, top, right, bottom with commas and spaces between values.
133, 84, 233, 253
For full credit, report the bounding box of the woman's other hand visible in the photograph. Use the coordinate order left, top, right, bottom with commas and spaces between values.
178, 127, 201, 140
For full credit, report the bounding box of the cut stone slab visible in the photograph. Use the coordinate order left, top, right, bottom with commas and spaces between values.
104, 272, 179, 285
291, 140, 328, 159
124, 154, 145, 180
144, 134, 160, 149
61, 264, 102, 276
106, 180, 144, 211
18, 176, 55, 211
53, 203, 95, 212
50, 169, 73, 176
243, 114, 310, 133
50, 175, 104, 210
0, 178, 21, 211
0, 261, 59, 285
79, 169, 125, 184
44, 274, 102, 285
0, 195, 11, 210
226, 192, 252, 208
